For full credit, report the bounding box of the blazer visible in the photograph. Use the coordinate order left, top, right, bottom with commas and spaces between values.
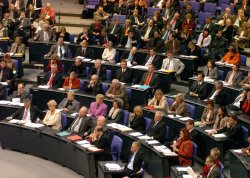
115, 68, 132, 83
119, 35, 137, 48
130, 116, 145, 133
140, 72, 159, 89
34, 30, 52, 42
107, 109, 124, 124
147, 120, 166, 143
148, 96, 169, 111
85, 81, 104, 95
42, 72, 63, 89
222, 52, 240, 65
189, 81, 208, 99
200, 22, 217, 35
140, 25, 155, 39
10, 43, 25, 56
231, 15, 247, 28
212, 115, 229, 130
75, 47, 93, 59
58, 98, 80, 113
161, 58, 185, 75
167, 18, 182, 31
207, 165, 221, 178
107, 23, 122, 36
14, 17, 31, 35
165, 40, 181, 54
102, 48, 116, 62
47, 44, 68, 57
147, 37, 165, 52
40, 7, 55, 21
76, 32, 92, 44
43, 110, 62, 130
62, 77, 80, 89
90, 66, 106, 81
190, 129, 199, 143
209, 88, 228, 106
143, 55, 161, 69
68, 115, 93, 136
25, 10, 39, 22
130, 15, 144, 26
11, 0, 25, 11
26, 0, 43, 8
202, 67, 219, 80
240, 77, 250, 88
178, 140, 193, 166
222, 25, 234, 42
67, 63, 86, 78
0, 67, 14, 83
170, 101, 189, 116
88, 102, 108, 118
201, 108, 216, 126
9, 90, 29, 102
56, 32, 70, 42
105, 84, 127, 100
120, 51, 141, 65
11, 106, 40, 123
225, 70, 243, 86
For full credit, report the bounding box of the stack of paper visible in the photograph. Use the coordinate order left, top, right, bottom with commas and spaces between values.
168, 114, 182, 119
179, 117, 193, 121
8, 119, 20, 124
132, 65, 148, 70
129, 132, 143, 137
38, 85, 50, 89
82, 58, 92, 62
138, 135, 153, 140
24, 122, 44, 128
0, 100, 10, 105
213, 133, 227, 138
76, 140, 90, 145
204, 77, 215, 83
56, 131, 71, 137
146, 140, 159, 145
105, 163, 123, 171
80, 144, 93, 148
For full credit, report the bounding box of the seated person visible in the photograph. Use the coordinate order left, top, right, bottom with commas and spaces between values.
45, 37, 68, 58
196, 28, 212, 50
202, 60, 218, 80
118, 30, 137, 49
62, 71, 80, 90
90, 59, 106, 81
140, 20, 156, 48
200, 99, 216, 126
240, 91, 250, 115
76, 27, 92, 44
67, 57, 85, 78
68, 106, 93, 136
129, 105, 145, 132
221, 47, 240, 65
185, 120, 198, 143
201, 156, 221, 178
140, 64, 159, 89
146, 111, 166, 143
202, 148, 221, 177
0, 21, 8, 37
148, 89, 169, 113
224, 64, 243, 86
8, 83, 29, 102
242, 136, 250, 156
210, 30, 227, 60
13, 12, 31, 41
106, 98, 124, 124
89, 19, 103, 43
107, 18, 122, 46
40, 3, 55, 24
56, 26, 70, 42
115, 59, 132, 83
10, 98, 40, 123
43, 100, 62, 130
84, 116, 107, 138
147, 31, 164, 52
189, 72, 208, 99
212, 106, 229, 130
171, 128, 194, 166
42, 64, 63, 89
46, 54, 62, 73
165, 32, 181, 54
75, 39, 93, 58
229, 88, 249, 110
186, 41, 201, 71
234, 22, 250, 50
122, 141, 148, 178
85, 74, 103, 94
208, 81, 227, 106
120, 46, 140, 66
93, 5, 110, 25
168, 93, 189, 116
222, 19, 234, 43
240, 71, 250, 90
102, 41, 116, 63
33, 23, 51, 42
106, 79, 127, 101
0, 59, 14, 86
10, 36, 25, 56
88, 94, 108, 118
143, 48, 161, 69
58, 91, 80, 113
4, 54, 15, 71
0, 84, 5, 100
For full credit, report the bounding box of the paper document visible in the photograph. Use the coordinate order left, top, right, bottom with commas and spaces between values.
129, 132, 143, 137
82, 58, 92, 62
0, 82, 8, 86
233, 149, 243, 154
56, 131, 71, 137
105, 163, 122, 171
146, 140, 159, 145
9, 119, 20, 123
38, 85, 50, 89
179, 117, 193, 121
0, 100, 10, 105
87, 146, 103, 152
168, 114, 182, 118
213, 133, 227, 138
76, 140, 89, 145
138, 135, 153, 140
176, 167, 189, 172
24, 122, 44, 128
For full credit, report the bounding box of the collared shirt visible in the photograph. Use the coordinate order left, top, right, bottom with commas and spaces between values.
144, 27, 152, 39
127, 152, 136, 170
168, 59, 174, 70
22, 108, 31, 122
57, 45, 65, 58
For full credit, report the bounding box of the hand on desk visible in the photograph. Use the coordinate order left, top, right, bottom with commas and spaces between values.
106, 94, 114, 98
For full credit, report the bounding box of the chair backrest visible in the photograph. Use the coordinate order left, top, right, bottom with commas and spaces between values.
69, 34, 74, 43
218, 70, 225, 80
240, 55, 247, 66
4, 87, 10, 100
219, 161, 225, 178
115, 51, 120, 63
221, 4, 234, 12
67, 48, 72, 58
179, 1, 185, 8
218, 0, 230, 5
166, 98, 174, 107
29, 94, 33, 103
61, 112, 67, 130
111, 135, 123, 161
144, 117, 151, 131
190, 1, 200, 13
187, 103, 196, 119
192, 142, 198, 165
204, 3, 217, 13
126, 88, 132, 101
102, 83, 110, 93
242, 126, 249, 146
106, 69, 112, 81
61, 64, 65, 74
164, 125, 170, 142
122, 110, 129, 126
86, 66, 90, 77
80, 80, 85, 91
198, 12, 213, 25
112, 15, 126, 25
147, 7, 161, 18
12, 59, 19, 75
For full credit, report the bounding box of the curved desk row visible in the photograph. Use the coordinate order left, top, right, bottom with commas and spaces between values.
0, 121, 96, 178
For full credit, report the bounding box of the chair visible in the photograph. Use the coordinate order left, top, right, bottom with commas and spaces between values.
112, 15, 126, 25
187, 103, 196, 119
190, 1, 200, 13
179, 1, 185, 8
4, 87, 9, 100
86, 66, 90, 77
111, 135, 123, 161
102, 83, 110, 93
147, 7, 161, 18
67, 48, 72, 58
122, 109, 129, 126
218, 70, 225, 80
218, 0, 230, 5
144, 117, 151, 131
106, 69, 112, 81
197, 12, 213, 27
192, 142, 198, 166
29, 94, 33, 103
166, 98, 174, 107
115, 51, 120, 63
126, 88, 132, 101
12, 59, 19, 76
220, 4, 234, 12
164, 125, 170, 142
242, 126, 249, 146
69, 34, 74, 43
61, 113, 67, 130
240, 55, 247, 66
61, 64, 66, 75
204, 3, 217, 14
80, 80, 85, 91
219, 161, 225, 178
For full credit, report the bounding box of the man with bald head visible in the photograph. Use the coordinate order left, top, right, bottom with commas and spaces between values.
68, 106, 93, 136
85, 74, 103, 95
120, 46, 140, 66
84, 116, 107, 137
34, 23, 51, 42
67, 57, 86, 78
43, 64, 63, 88
9, 83, 29, 102
90, 59, 106, 81
105, 79, 127, 100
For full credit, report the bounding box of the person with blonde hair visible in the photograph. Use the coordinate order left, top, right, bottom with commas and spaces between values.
168, 93, 189, 116
148, 89, 169, 113
43, 100, 61, 130
88, 94, 108, 118
129, 105, 145, 132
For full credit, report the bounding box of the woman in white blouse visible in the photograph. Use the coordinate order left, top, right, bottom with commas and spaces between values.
43, 100, 62, 130
102, 41, 116, 63
148, 89, 169, 113
196, 28, 212, 49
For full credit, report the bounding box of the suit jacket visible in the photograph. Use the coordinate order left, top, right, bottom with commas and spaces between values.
11, 0, 25, 11
63, 77, 80, 89
200, 22, 217, 35
167, 18, 181, 31
222, 25, 234, 42
165, 40, 181, 54
202, 67, 218, 80
189, 81, 208, 99
68, 115, 93, 136
25, 10, 39, 22
85, 81, 103, 95
14, 17, 31, 35
26, 0, 43, 8
120, 51, 141, 65
11, 106, 39, 123
170, 101, 189, 116
231, 15, 247, 28
207, 165, 221, 178
140, 72, 159, 89
107, 109, 124, 124
129, 15, 144, 26
119, 35, 137, 48
0, 84, 5, 100
147, 120, 166, 143
88, 102, 108, 118
10, 43, 25, 55
0, 67, 14, 83
58, 98, 80, 113
47, 44, 68, 57
130, 116, 145, 133
106, 84, 127, 100
67, 63, 86, 78
75, 47, 93, 59
190, 129, 198, 143
115, 68, 132, 83
76, 32, 92, 44
43, 72, 63, 89
140, 25, 155, 39
161, 58, 185, 75
201, 108, 216, 126
225, 71, 243, 86
56, 32, 70, 42
9, 90, 29, 102
107, 23, 122, 36
40, 7, 55, 21
147, 37, 165, 52
209, 88, 228, 106
43, 110, 61, 130
143, 55, 161, 69
90, 66, 106, 81
34, 29, 52, 42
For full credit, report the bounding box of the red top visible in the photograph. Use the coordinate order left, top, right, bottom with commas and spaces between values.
63, 77, 80, 89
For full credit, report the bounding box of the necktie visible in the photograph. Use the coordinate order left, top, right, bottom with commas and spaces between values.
82, 48, 85, 57
44, 32, 48, 42
111, 25, 116, 34
144, 73, 151, 85
23, 108, 28, 121
145, 56, 154, 66
153, 121, 158, 127
59, 46, 63, 57
162, 30, 169, 40
227, 72, 235, 85
207, 69, 210, 76
70, 117, 81, 132
48, 73, 54, 88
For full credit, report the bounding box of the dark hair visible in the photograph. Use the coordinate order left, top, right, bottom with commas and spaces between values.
150, 47, 157, 52
203, 28, 210, 33
186, 119, 194, 126
218, 106, 228, 117
181, 128, 191, 141
206, 99, 214, 107
229, 114, 238, 121
197, 71, 205, 78
207, 60, 215, 67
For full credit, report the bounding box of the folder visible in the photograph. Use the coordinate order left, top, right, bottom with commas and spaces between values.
67, 134, 82, 141
56, 131, 71, 137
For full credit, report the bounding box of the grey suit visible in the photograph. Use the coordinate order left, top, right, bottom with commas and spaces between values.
225, 71, 243, 86
58, 98, 80, 113
8, 90, 29, 102
34, 29, 52, 42
10, 43, 25, 56
207, 165, 221, 178
161, 58, 185, 75
202, 67, 219, 80
68, 115, 93, 136
46, 44, 68, 58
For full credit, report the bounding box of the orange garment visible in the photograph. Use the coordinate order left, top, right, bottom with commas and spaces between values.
178, 140, 193, 166
222, 52, 240, 65
40, 7, 55, 21
63, 77, 80, 89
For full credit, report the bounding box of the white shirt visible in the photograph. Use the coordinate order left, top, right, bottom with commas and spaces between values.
43, 31, 49, 42
22, 108, 31, 122
57, 45, 65, 58
143, 27, 152, 39
102, 48, 116, 62
168, 59, 175, 70
209, 90, 219, 100
127, 152, 136, 170
234, 18, 240, 27
196, 33, 212, 48
145, 55, 155, 66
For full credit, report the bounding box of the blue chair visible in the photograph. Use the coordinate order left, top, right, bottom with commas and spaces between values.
106, 70, 112, 81
242, 126, 249, 146
12, 59, 19, 76
192, 142, 198, 166
197, 12, 213, 28
111, 135, 123, 161
61, 113, 67, 130
80, 80, 85, 91
204, 3, 217, 14
122, 110, 129, 126
164, 125, 170, 142
67, 48, 72, 58
102, 83, 110, 93
69, 34, 74, 43
86, 66, 90, 77
61, 64, 66, 75
179, 1, 185, 8
218, 70, 225, 80
219, 161, 225, 178
147, 7, 161, 18
126, 88, 132, 101
4, 87, 9, 100
112, 14, 126, 25
187, 103, 196, 119
115, 51, 120, 63
218, 0, 230, 5
190, 1, 200, 13
167, 98, 174, 107
144, 117, 151, 131
220, 4, 234, 12
29, 94, 33, 103
240, 55, 247, 66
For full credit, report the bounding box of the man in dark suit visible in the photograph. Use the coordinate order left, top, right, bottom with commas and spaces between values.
26, 0, 42, 10
14, 11, 31, 40
140, 20, 156, 48
8, 83, 29, 102
222, 19, 234, 43
107, 18, 122, 46
118, 30, 137, 49
90, 59, 106, 81
200, 17, 217, 36
11, 0, 25, 11
147, 31, 165, 52
120, 47, 140, 66
11, 98, 40, 122
189, 72, 208, 100
204, 155, 221, 178
33, 23, 51, 42
45, 37, 68, 58
0, 59, 14, 86
25, 3, 39, 22
68, 106, 93, 136
166, 12, 181, 32
140, 64, 159, 89
42, 64, 63, 89
165, 32, 181, 54
224, 64, 244, 86
85, 74, 103, 95
129, 9, 144, 28
115, 59, 132, 83
123, 141, 149, 178
67, 57, 86, 78
143, 48, 161, 69
76, 27, 93, 44
75, 39, 93, 59
209, 81, 228, 106
185, 120, 199, 144
0, 84, 5, 100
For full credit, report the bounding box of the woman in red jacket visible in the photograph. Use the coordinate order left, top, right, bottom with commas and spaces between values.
172, 128, 194, 166
63, 71, 80, 90
241, 91, 250, 115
